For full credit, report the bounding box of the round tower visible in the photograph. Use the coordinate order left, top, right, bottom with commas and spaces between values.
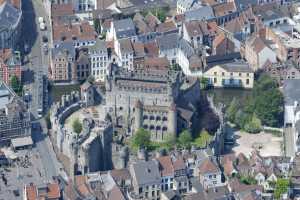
134, 100, 143, 132
168, 102, 177, 138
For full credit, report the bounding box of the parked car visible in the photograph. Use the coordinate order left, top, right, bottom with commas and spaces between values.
38, 17, 44, 24
43, 43, 48, 54
40, 22, 46, 31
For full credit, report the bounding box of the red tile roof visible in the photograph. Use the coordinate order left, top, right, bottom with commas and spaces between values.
173, 157, 186, 171
156, 21, 177, 33
25, 182, 60, 200
51, 3, 74, 17
75, 175, 92, 197
0, 48, 12, 63
213, 2, 236, 17
52, 20, 96, 42
157, 156, 174, 176
199, 159, 219, 174
144, 41, 159, 57
25, 184, 37, 200
144, 57, 169, 71
213, 33, 226, 48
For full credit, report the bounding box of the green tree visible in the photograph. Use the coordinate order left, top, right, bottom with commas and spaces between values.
193, 129, 213, 148
234, 109, 251, 129
10, 75, 22, 95
239, 175, 257, 185
244, 114, 262, 133
94, 18, 101, 34
178, 130, 193, 149
131, 128, 151, 150
200, 77, 210, 90
72, 118, 82, 134
226, 98, 239, 123
241, 74, 283, 127
151, 8, 167, 22
253, 74, 277, 96
274, 179, 289, 200
254, 88, 283, 127
163, 134, 176, 150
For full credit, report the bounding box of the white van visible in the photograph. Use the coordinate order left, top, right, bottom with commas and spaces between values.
38, 17, 44, 24
40, 22, 46, 31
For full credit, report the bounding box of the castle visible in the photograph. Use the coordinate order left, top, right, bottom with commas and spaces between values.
105, 65, 201, 141
50, 65, 201, 177
50, 91, 113, 177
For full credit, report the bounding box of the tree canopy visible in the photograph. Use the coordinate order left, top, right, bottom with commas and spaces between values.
274, 179, 289, 200
226, 98, 239, 123
10, 75, 23, 95
225, 74, 283, 130
178, 130, 193, 149
72, 118, 82, 134
193, 129, 213, 148
249, 74, 283, 127
131, 128, 151, 150
244, 114, 262, 133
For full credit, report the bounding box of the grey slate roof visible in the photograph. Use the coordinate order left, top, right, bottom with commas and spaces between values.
234, 0, 257, 11
119, 38, 133, 53
89, 39, 107, 53
177, 0, 202, 10
113, 18, 136, 39
284, 79, 300, 106
0, 2, 21, 32
178, 38, 195, 59
185, 6, 215, 21
52, 42, 76, 58
156, 33, 179, 51
206, 52, 241, 67
220, 61, 253, 73
130, 160, 161, 186
259, 9, 285, 21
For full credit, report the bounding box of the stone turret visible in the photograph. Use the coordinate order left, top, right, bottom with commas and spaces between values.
134, 100, 143, 131
168, 102, 177, 138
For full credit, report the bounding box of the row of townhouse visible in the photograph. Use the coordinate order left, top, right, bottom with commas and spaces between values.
49, 8, 256, 88
129, 153, 224, 200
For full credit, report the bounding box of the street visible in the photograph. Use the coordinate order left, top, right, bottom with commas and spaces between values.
22, 0, 49, 118
21, 0, 66, 183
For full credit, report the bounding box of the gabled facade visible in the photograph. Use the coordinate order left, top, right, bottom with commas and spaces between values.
245, 35, 277, 71
89, 39, 109, 82
50, 42, 76, 82
204, 61, 254, 88
0, 49, 21, 85
114, 38, 134, 70
198, 158, 223, 188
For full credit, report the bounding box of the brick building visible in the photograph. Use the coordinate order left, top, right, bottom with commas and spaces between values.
0, 49, 21, 85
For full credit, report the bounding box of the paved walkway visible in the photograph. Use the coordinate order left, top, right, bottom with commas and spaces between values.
233, 131, 283, 157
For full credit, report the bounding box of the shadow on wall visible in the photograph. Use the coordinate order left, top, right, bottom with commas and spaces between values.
19, 0, 38, 55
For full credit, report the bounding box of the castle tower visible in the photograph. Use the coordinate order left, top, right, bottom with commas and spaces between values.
134, 100, 143, 132
167, 102, 177, 138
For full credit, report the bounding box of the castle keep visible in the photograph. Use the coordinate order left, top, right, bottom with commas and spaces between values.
105, 66, 200, 141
